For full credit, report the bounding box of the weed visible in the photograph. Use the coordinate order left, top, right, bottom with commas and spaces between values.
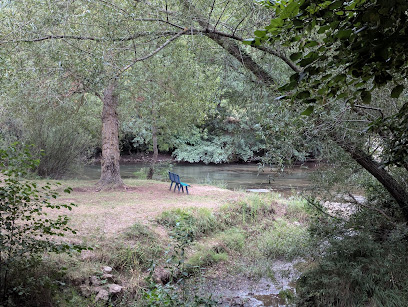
285, 196, 310, 223
257, 219, 310, 260
143, 210, 217, 306
124, 222, 158, 242
133, 167, 148, 179
95, 240, 163, 272
216, 228, 246, 251
218, 195, 275, 227
187, 244, 228, 269
157, 208, 218, 241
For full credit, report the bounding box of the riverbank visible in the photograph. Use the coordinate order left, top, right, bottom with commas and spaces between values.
31, 179, 312, 306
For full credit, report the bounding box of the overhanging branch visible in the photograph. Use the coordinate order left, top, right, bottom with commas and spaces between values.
115, 28, 188, 78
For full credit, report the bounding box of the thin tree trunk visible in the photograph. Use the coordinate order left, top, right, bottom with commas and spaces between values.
147, 100, 158, 179
96, 81, 124, 189
147, 124, 158, 180
332, 135, 408, 221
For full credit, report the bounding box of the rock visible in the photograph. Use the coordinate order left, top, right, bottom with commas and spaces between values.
102, 273, 114, 282
90, 275, 101, 286
108, 284, 123, 294
102, 266, 113, 273
95, 289, 109, 302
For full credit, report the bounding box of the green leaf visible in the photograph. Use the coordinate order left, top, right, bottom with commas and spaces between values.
329, 0, 343, 10
254, 30, 267, 38
280, 1, 300, 19
301, 106, 314, 116
318, 25, 330, 34
333, 74, 346, 82
299, 57, 315, 67
297, 90, 311, 99
336, 29, 352, 39
290, 52, 302, 61
391, 85, 404, 98
305, 41, 319, 48
361, 90, 372, 104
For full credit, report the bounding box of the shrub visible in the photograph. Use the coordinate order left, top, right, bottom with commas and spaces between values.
217, 195, 275, 227
216, 228, 246, 251
0, 144, 82, 305
297, 226, 408, 307
157, 208, 218, 241
187, 245, 228, 268
257, 219, 310, 260
297, 182, 408, 306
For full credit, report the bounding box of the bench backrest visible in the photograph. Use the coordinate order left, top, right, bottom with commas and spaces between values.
173, 174, 181, 184
169, 172, 181, 184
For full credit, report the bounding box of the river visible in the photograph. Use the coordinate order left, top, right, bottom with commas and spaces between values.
80, 162, 316, 192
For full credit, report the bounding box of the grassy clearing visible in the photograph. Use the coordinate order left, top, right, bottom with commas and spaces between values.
8, 179, 312, 306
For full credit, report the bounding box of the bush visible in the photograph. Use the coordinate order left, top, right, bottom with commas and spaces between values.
257, 219, 310, 260
297, 226, 408, 307
0, 144, 81, 305
297, 183, 408, 307
157, 208, 218, 241
216, 228, 246, 251
217, 195, 275, 227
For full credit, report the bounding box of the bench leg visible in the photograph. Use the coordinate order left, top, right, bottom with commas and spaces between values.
174, 184, 177, 192
186, 186, 189, 195
181, 186, 184, 193
169, 182, 173, 190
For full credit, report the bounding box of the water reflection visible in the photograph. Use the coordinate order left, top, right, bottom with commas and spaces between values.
79, 162, 315, 191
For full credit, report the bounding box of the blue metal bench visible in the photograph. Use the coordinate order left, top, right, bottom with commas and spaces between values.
168, 172, 191, 194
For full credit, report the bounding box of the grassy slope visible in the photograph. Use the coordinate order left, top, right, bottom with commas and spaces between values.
39, 179, 311, 306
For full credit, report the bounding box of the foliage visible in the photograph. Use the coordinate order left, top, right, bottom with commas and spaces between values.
298, 216, 408, 306
133, 167, 149, 180
250, 0, 408, 108
187, 245, 228, 268
143, 209, 216, 306
0, 144, 81, 304
257, 219, 310, 260
157, 208, 218, 242
216, 227, 246, 251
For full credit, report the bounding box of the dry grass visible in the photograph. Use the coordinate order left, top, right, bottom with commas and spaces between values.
49, 179, 245, 239
37, 179, 308, 305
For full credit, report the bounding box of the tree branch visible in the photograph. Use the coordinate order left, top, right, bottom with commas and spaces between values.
115, 29, 188, 78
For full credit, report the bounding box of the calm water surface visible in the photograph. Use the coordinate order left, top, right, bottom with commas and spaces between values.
80, 162, 316, 192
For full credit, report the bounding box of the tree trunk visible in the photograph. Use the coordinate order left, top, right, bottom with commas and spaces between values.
332, 135, 408, 221
203, 24, 408, 220
180, 0, 408, 219
96, 81, 124, 189
147, 100, 158, 180
147, 124, 158, 180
